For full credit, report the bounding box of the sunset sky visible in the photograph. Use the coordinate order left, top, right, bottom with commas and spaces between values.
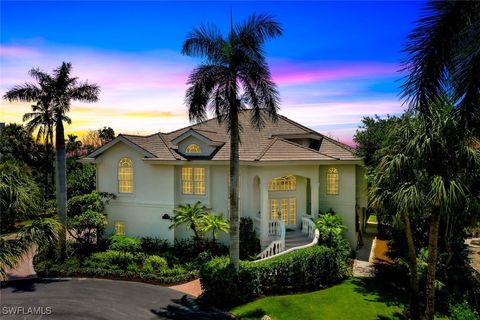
0, 1, 425, 145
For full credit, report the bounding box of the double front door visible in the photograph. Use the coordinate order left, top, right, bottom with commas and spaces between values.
270, 198, 297, 228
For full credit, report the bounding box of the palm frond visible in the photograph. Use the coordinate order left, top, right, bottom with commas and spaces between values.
3, 83, 42, 102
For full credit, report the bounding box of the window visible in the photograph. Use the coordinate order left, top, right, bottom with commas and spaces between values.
115, 221, 125, 235
182, 167, 205, 195
326, 168, 339, 195
268, 175, 296, 191
270, 198, 297, 225
186, 144, 201, 154
118, 158, 134, 193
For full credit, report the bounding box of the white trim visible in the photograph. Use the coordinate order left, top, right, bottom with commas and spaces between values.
87, 136, 156, 159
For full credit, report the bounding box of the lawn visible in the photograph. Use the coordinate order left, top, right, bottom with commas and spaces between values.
230, 277, 407, 320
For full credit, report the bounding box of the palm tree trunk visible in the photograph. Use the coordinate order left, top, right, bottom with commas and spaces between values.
229, 108, 240, 269
403, 211, 421, 320
425, 210, 441, 320
55, 117, 67, 257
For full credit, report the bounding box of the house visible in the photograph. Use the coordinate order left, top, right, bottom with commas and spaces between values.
81, 111, 368, 249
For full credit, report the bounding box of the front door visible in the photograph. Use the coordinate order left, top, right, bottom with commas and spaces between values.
270, 198, 297, 228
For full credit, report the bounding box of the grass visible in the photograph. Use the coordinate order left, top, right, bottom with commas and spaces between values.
230, 277, 407, 320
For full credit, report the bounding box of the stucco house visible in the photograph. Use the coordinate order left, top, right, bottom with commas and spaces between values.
82, 111, 368, 250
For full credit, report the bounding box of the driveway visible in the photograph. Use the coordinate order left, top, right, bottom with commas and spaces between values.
0, 278, 233, 320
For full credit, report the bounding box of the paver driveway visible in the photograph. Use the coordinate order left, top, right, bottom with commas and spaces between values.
1, 278, 205, 320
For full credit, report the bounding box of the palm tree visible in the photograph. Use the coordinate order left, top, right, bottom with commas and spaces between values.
370, 101, 480, 320
182, 14, 282, 268
3, 62, 100, 256
401, 1, 480, 131
200, 214, 230, 241
315, 214, 346, 247
170, 201, 208, 241
0, 218, 60, 280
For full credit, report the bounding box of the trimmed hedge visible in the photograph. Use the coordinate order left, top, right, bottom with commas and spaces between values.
200, 245, 351, 307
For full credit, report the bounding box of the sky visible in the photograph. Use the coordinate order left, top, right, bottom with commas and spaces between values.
0, 1, 426, 145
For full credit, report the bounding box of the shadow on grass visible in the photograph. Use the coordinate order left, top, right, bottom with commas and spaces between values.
151, 295, 235, 320
0, 278, 69, 293
351, 275, 408, 320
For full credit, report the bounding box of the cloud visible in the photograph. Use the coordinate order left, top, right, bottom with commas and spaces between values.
1, 43, 403, 143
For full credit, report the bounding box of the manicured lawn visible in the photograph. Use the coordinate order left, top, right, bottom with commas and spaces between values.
230, 277, 407, 320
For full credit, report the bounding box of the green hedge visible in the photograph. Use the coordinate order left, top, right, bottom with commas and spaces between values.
199, 245, 351, 307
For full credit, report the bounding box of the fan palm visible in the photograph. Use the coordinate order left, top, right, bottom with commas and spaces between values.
182, 14, 282, 268
401, 1, 480, 130
3, 62, 100, 256
200, 214, 230, 241
170, 201, 208, 241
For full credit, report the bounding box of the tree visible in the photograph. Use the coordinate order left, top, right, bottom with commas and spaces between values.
66, 134, 82, 157
81, 130, 103, 152
170, 201, 208, 241
182, 14, 282, 268
0, 218, 60, 280
200, 214, 229, 241
315, 213, 346, 247
0, 124, 42, 169
98, 126, 115, 145
3, 62, 100, 257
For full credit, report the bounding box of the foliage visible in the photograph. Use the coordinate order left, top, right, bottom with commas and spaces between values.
143, 255, 168, 273
140, 237, 170, 255
0, 124, 43, 170
84, 250, 142, 270
231, 278, 407, 320
67, 164, 96, 197
109, 235, 141, 253
98, 126, 115, 145
171, 238, 228, 265
239, 217, 261, 260
199, 245, 351, 308
315, 213, 347, 247
450, 300, 480, 320
0, 218, 60, 279
170, 201, 208, 240
0, 161, 41, 233
182, 14, 282, 268
199, 213, 229, 240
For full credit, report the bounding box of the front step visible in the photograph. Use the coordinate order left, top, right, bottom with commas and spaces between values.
285, 230, 312, 250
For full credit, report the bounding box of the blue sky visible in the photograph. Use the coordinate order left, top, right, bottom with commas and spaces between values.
1, 1, 425, 144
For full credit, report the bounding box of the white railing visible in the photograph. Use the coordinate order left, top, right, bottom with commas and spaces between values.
255, 216, 319, 262
257, 220, 285, 260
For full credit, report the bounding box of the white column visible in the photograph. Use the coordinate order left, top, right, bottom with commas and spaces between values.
311, 178, 320, 218
260, 181, 270, 245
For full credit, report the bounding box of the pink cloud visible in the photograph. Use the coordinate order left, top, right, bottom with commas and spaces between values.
271, 60, 398, 85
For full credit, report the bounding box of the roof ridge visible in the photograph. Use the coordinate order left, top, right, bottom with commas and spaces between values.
255, 137, 279, 161
118, 135, 156, 157
157, 133, 181, 160
276, 137, 339, 160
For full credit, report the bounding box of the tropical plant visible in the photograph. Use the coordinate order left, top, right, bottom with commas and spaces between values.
239, 217, 261, 260
0, 218, 60, 280
3, 62, 100, 256
0, 161, 41, 234
182, 14, 282, 268
66, 134, 82, 157
170, 201, 208, 241
401, 1, 480, 132
199, 213, 229, 241
0, 124, 42, 170
315, 214, 346, 247
98, 126, 115, 145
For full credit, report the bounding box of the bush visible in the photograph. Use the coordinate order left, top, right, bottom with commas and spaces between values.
240, 217, 261, 260
143, 255, 168, 273
140, 237, 170, 254
450, 300, 480, 320
172, 239, 228, 264
84, 250, 142, 269
109, 235, 141, 252
200, 245, 351, 307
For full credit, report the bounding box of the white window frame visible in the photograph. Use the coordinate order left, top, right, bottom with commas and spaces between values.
118, 158, 134, 194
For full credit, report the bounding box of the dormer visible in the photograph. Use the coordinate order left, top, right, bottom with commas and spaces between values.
272, 133, 323, 151
171, 129, 224, 158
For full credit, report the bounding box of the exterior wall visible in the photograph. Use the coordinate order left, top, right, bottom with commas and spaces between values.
318, 164, 357, 247
95, 142, 175, 242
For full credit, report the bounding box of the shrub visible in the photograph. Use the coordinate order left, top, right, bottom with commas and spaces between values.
143, 255, 168, 273
140, 237, 170, 254
450, 300, 480, 320
84, 250, 141, 269
173, 239, 228, 264
240, 217, 261, 260
200, 245, 351, 307
109, 235, 141, 253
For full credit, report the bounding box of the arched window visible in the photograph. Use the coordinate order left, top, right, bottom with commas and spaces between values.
186, 144, 201, 154
269, 175, 296, 191
118, 158, 134, 193
326, 168, 339, 195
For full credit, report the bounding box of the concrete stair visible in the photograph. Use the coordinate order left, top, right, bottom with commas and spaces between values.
285, 230, 312, 250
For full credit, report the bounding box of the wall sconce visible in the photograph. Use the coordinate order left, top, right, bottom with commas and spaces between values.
162, 214, 171, 220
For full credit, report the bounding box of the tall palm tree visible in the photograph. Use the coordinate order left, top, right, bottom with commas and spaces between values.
3, 62, 100, 256
182, 14, 282, 268
401, 1, 480, 130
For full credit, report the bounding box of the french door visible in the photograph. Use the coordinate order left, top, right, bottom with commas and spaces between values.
270, 198, 297, 227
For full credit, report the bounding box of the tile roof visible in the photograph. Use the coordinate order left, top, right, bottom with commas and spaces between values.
91, 110, 360, 162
